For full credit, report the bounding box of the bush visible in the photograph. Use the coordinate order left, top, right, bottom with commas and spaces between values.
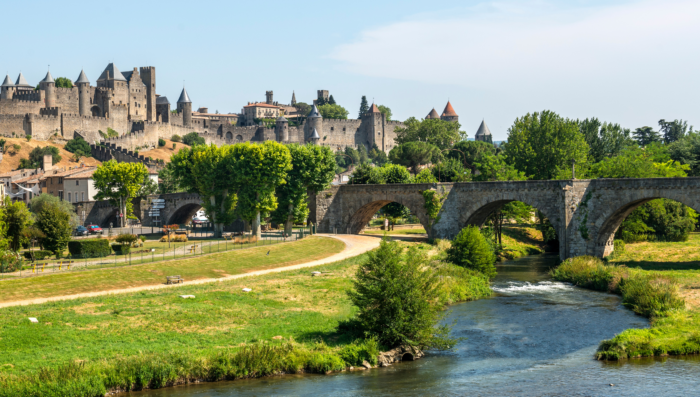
338, 339, 379, 367
446, 225, 497, 278
139, 235, 147, 243
182, 132, 205, 146
171, 135, 181, 143
158, 138, 166, 147
159, 234, 188, 243
111, 244, 131, 255
22, 250, 53, 260
64, 138, 92, 157
115, 233, 138, 244
68, 239, 111, 258
348, 238, 455, 349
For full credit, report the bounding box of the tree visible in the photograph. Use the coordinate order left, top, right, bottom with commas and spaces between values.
659, 119, 691, 144
389, 142, 441, 175
369, 144, 389, 166
182, 132, 206, 146
413, 168, 438, 183
473, 153, 526, 182
294, 102, 311, 122
19, 146, 61, 169
358, 96, 369, 118
328, 95, 336, 105
35, 204, 71, 255
357, 145, 369, 164
30, 193, 79, 227
446, 226, 497, 278
92, 160, 150, 227
318, 104, 349, 119
451, 140, 496, 171
271, 144, 336, 235
432, 157, 472, 182
377, 105, 392, 121
64, 137, 92, 158
5, 198, 33, 251
668, 131, 700, 176
589, 146, 688, 179
503, 110, 589, 180
395, 117, 463, 149
348, 239, 455, 349
633, 126, 661, 147
54, 77, 73, 88
157, 162, 185, 194
171, 135, 182, 143
231, 141, 292, 237
579, 118, 634, 163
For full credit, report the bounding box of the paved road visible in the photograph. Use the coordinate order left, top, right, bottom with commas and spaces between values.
0, 234, 381, 309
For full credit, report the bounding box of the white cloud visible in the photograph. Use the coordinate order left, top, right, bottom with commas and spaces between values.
329, 1, 700, 90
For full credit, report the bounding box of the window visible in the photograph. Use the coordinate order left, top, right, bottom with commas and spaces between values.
81, 192, 85, 202
58, 178, 63, 184
68, 192, 71, 202
76, 180, 79, 186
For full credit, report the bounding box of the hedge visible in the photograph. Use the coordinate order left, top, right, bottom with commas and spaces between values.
68, 239, 111, 258
22, 250, 53, 260
111, 244, 131, 256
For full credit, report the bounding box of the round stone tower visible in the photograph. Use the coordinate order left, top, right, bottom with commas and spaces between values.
40, 71, 56, 108
177, 88, 192, 128
276, 115, 289, 142
1, 75, 16, 100
306, 104, 322, 143
75, 70, 91, 116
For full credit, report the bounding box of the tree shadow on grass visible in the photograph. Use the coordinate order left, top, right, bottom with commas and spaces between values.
295, 318, 364, 347
614, 260, 700, 271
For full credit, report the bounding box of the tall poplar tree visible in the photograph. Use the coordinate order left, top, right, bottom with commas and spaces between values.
358, 96, 369, 118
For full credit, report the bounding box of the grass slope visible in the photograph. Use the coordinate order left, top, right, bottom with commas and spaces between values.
0, 237, 345, 303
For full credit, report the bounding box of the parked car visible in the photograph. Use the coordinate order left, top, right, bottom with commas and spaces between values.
86, 224, 103, 234
74, 226, 88, 236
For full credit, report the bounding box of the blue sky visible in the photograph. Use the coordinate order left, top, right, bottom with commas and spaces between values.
4, 0, 699, 140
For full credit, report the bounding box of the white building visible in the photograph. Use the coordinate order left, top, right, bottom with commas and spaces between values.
63, 168, 99, 203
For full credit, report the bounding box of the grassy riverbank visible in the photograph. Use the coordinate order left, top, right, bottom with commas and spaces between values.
551, 253, 700, 360
0, 241, 491, 396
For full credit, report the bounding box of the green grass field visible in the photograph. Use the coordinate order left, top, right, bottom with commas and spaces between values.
0, 237, 345, 304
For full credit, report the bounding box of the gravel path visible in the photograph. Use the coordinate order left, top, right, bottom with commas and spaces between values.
0, 234, 381, 309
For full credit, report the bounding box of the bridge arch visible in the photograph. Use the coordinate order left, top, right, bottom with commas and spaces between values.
167, 203, 202, 225
347, 198, 431, 234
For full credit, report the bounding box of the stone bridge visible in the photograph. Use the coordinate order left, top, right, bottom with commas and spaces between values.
79, 193, 205, 228
309, 178, 700, 259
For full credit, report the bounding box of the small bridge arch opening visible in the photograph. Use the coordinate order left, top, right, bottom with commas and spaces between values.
167, 203, 202, 226
347, 199, 430, 235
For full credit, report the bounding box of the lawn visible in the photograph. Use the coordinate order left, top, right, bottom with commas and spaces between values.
0, 237, 345, 304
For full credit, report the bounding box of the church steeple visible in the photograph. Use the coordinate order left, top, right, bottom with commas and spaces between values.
291, 91, 296, 106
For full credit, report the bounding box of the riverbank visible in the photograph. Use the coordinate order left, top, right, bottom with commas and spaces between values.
551, 249, 700, 360
0, 240, 491, 396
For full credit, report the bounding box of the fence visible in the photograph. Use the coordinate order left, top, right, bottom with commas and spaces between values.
0, 227, 312, 280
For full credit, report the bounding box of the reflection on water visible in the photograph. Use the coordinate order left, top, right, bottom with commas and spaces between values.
134, 255, 700, 397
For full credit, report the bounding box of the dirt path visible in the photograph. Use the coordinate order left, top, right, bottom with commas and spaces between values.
0, 234, 381, 309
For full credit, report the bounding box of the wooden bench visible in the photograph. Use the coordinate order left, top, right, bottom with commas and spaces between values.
166, 275, 184, 284
188, 245, 199, 253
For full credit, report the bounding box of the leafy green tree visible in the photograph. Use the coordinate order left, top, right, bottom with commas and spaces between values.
389, 141, 441, 175
633, 126, 661, 147
19, 146, 61, 169
377, 105, 392, 121
473, 153, 526, 182
158, 138, 166, 147
413, 168, 438, 183
395, 117, 463, 149
451, 140, 496, 170
318, 104, 349, 119
503, 110, 588, 180
294, 102, 311, 121
64, 137, 92, 158
432, 157, 472, 182
182, 132, 205, 146
328, 95, 336, 105
30, 193, 79, 227
668, 131, 700, 176
369, 144, 389, 166
54, 77, 73, 88
35, 204, 72, 255
171, 135, 182, 143
92, 160, 149, 227
579, 118, 634, 163
446, 226, 497, 279
358, 96, 369, 118
589, 146, 688, 178
157, 163, 185, 194
5, 198, 33, 251
349, 163, 380, 184
348, 239, 455, 349
659, 119, 691, 144
617, 199, 697, 242
271, 144, 336, 234
357, 145, 370, 164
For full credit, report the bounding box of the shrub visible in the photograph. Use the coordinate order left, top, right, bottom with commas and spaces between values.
64, 138, 92, 157
115, 233, 138, 244
12, 144, 21, 152
68, 239, 111, 258
338, 339, 379, 366
159, 234, 188, 243
445, 225, 497, 278
158, 138, 166, 147
22, 250, 53, 260
111, 244, 131, 255
171, 135, 181, 143
25, 135, 31, 142
182, 132, 205, 146
139, 235, 147, 243
348, 238, 455, 349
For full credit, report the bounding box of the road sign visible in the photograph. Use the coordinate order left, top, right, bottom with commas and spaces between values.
152, 199, 165, 203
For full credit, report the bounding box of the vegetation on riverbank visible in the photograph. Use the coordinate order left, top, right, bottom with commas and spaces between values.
551, 254, 700, 360
0, 240, 490, 396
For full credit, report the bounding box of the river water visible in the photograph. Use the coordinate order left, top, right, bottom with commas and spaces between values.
136, 254, 700, 396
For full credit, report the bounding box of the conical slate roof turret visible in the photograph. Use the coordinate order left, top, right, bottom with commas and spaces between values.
97, 63, 126, 82
177, 88, 191, 103
426, 108, 439, 119
441, 101, 457, 117
291, 91, 296, 105
75, 70, 90, 84
2, 75, 15, 87
308, 104, 321, 118
310, 128, 320, 139
156, 96, 170, 105
15, 73, 31, 88
277, 115, 288, 122
41, 71, 54, 84
475, 120, 492, 137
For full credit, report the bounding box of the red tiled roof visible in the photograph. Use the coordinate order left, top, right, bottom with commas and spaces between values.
441, 101, 458, 117
243, 102, 280, 109
369, 103, 381, 113
64, 168, 97, 180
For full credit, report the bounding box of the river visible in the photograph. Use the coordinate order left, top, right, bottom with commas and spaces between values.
135, 254, 700, 396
